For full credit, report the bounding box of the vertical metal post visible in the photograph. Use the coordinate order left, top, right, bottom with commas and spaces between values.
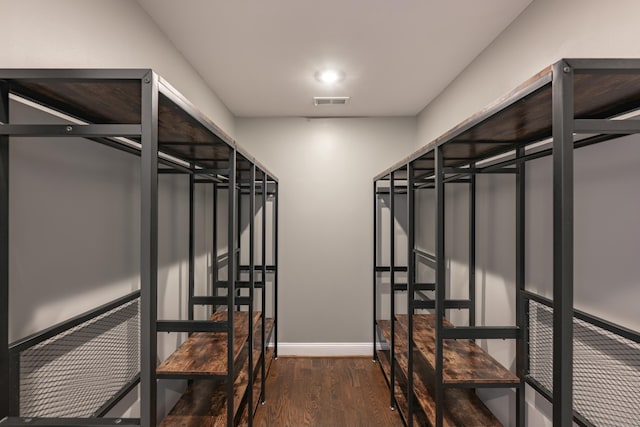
552, 60, 574, 426
261, 173, 267, 403
273, 181, 278, 358
469, 163, 476, 327
248, 164, 255, 427
8, 353, 19, 415
213, 183, 219, 311
389, 172, 396, 410
435, 146, 445, 427
373, 180, 377, 362
407, 163, 415, 426
188, 170, 195, 323
236, 182, 242, 312
515, 148, 526, 427
140, 71, 159, 427
227, 149, 237, 427
0, 79, 10, 419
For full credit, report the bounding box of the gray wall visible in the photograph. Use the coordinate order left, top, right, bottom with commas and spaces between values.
414, 0, 640, 424
236, 117, 417, 348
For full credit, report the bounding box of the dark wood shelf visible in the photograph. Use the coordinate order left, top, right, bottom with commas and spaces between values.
156, 311, 259, 377
377, 319, 501, 427
376, 322, 431, 427
160, 317, 274, 427
238, 345, 275, 427
3, 70, 279, 178
395, 314, 519, 385
376, 60, 640, 180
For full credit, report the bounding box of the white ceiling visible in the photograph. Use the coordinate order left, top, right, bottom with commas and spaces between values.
136, 0, 532, 117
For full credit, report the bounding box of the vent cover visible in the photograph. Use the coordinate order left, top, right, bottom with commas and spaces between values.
313, 96, 350, 106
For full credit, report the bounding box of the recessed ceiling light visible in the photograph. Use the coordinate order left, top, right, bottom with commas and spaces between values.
316, 69, 344, 84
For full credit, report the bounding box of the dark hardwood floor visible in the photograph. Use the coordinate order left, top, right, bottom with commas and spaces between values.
251, 357, 404, 427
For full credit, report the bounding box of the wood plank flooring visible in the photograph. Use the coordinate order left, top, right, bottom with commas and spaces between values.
250, 357, 403, 427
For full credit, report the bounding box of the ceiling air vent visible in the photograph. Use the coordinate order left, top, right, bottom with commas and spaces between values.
313, 96, 350, 106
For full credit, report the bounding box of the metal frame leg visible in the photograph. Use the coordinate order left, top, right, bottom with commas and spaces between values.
0, 79, 10, 419
188, 171, 195, 323
515, 148, 526, 427
213, 183, 219, 312
274, 181, 278, 359
248, 164, 255, 427
389, 172, 396, 411
261, 174, 267, 404
407, 163, 415, 426
140, 71, 159, 427
552, 60, 574, 427
469, 163, 476, 328
226, 149, 237, 427
373, 180, 377, 362
435, 146, 445, 427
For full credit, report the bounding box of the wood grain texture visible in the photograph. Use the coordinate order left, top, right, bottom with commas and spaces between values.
376, 348, 430, 427
377, 320, 501, 427
237, 346, 275, 427
379, 64, 640, 179
157, 311, 260, 377
13, 80, 142, 125
395, 314, 519, 385
160, 318, 274, 427
11, 78, 236, 171
378, 320, 436, 426
250, 358, 403, 427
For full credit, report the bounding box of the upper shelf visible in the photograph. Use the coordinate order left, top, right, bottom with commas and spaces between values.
0, 69, 277, 181
375, 59, 640, 180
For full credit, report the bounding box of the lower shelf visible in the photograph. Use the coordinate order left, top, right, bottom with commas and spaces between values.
377, 319, 501, 427
237, 345, 275, 426
376, 349, 430, 427
160, 317, 274, 427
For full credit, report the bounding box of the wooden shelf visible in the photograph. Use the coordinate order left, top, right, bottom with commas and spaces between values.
395, 314, 519, 386
8, 76, 234, 169
160, 317, 274, 427
238, 345, 275, 427
156, 311, 260, 377
375, 59, 640, 180
2, 70, 277, 178
376, 324, 430, 427
377, 319, 501, 427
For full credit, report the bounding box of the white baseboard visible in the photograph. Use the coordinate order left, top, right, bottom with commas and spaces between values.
276, 342, 385, 357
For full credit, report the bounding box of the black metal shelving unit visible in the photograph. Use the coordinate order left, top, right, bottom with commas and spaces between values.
0, 69, 279, 427
374, 59, 640, 427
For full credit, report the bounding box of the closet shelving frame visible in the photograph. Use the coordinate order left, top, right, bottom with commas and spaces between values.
373, 58, 640, 427
0, 69, 278, 427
